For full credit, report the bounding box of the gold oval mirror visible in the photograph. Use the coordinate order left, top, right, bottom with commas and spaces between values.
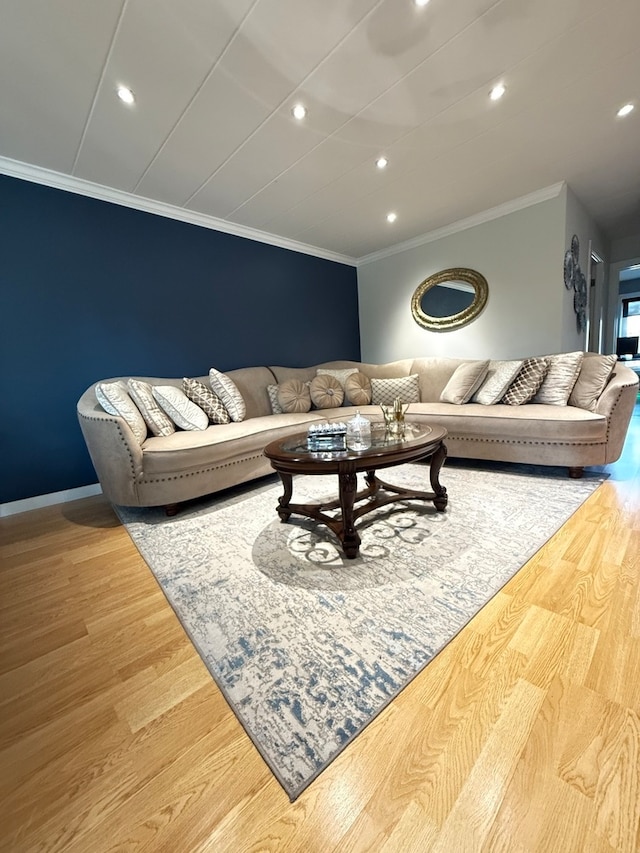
411, 267, 488, 332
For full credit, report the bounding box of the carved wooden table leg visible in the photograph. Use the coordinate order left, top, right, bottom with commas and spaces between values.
338, 470, 361, 559
276, 472, 293, 522
430, 441, 448, 511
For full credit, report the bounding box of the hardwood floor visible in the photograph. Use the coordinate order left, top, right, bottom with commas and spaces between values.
1, 407, 639, 852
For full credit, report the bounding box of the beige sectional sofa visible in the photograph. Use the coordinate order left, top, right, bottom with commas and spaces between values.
77, 354, 639, 511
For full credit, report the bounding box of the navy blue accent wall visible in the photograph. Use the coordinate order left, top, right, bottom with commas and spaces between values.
0, 174, 360, 503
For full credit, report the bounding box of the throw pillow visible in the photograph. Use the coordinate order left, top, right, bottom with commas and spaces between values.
183, 378, 230, 424
310, 374, 344, 409
345, 371, 372, 406
209, 367, 246, 423
152, 386, 208, 430
568, 354, 618, 411
471, 360, 524, 405
127, 378, 175, 437
370, 374, 420, 406
502, 357, 550, 405
440, 361, 490, 405
96, 381, 148, 444
277, 379, 311, 414
317, 367, 359, 383
533, 351, 584, 406
267, 384, 283, 415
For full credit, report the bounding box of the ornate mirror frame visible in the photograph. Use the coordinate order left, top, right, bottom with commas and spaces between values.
410, 267, 489, 332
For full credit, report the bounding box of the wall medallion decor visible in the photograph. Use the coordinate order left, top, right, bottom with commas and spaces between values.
411, 267, 488, 332
564, 234, 587, 332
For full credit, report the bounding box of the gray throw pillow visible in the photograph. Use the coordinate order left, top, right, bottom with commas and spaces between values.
471, 360, 524, 405
152, 386, 209, 430
533, 351, 584, 405
568, 354, 617, 411
96, 381, 148, 444
127, 378, 176, 437
209, 367, 246, 422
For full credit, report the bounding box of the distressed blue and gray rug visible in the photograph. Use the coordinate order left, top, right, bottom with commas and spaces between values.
116, 462, 603, 800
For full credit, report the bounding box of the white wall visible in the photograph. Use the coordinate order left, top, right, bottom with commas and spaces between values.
357, 193, 567, 363
563, 187, 608, 352
611, 234, 640, 264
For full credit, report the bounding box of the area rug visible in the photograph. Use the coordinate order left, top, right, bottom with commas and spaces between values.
116, 462, 603, 800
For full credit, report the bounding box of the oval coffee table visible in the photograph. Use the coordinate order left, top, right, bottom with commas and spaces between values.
264, 422, 448, 559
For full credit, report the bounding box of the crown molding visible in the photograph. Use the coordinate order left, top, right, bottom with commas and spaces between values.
0, 156, 357, 267
357, 182, 566, 267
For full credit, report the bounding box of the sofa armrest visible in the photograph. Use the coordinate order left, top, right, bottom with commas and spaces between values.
594, 366, 639, 463
77, 390, 144, 505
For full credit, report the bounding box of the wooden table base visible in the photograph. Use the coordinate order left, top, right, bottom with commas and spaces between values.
276, 442, 448, 559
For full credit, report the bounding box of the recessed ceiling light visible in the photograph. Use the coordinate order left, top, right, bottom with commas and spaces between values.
386, 212, 397, 223
489, 83, 506, 101
116, 85, 135, 105
617, 103, 634, 117
376, 156, 388, 169
414, 0, 430, 6
292, 103, 307, 120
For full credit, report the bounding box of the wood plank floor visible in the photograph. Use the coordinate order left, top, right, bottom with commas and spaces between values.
1, 407, 639, 852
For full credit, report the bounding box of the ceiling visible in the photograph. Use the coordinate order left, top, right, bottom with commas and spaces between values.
1, 0, 639, 262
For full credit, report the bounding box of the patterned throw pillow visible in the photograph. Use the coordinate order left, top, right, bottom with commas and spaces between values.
440, 361, 489, 405
127, 378, 175, 437
183, 378, 230, 424
345, 372, 372, 406
316, 367, 359, 385
209, 367, 246, 423
277, 379, 311, 413
370, 374, 420, 406
96, 381, 148, 444
568, 354, 617, 411
310, 374, 344, 409
152, 386, 208, 430
267, 384, 283, 415
502, 358, 550, 405
533, 351, 584, 406
471, 360, 524, 405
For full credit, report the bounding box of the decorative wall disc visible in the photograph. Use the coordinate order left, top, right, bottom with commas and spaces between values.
563, 250, 574, 289
571, 233, 580, 264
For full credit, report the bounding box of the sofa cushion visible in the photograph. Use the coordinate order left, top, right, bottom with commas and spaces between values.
345, 371, 372, 406
96, 381, 148, 444
209, 367, 246, 422
152, 386, 209, 430
142, 412, 326, 474
440, 361, 489, 404
278, 379, 311, 413
310, 374, 344, 409
183, 378, 230, 424
370, 374, 420, 405
502, 358, 549, 405
568, 353, 618, 411
403, 401, 607, 443
533, 351, 584, 405
471, 360, 524, 405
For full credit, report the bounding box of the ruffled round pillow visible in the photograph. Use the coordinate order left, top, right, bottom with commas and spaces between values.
310, 374, 344, 409
277, 379, 311, 413
345, 371, 372, 406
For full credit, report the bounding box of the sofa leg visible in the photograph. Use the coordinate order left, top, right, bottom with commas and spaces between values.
568, 466, 584, 479
164, 503, 179, 517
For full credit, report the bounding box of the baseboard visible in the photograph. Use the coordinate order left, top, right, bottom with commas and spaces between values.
0, 483, 103, 518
